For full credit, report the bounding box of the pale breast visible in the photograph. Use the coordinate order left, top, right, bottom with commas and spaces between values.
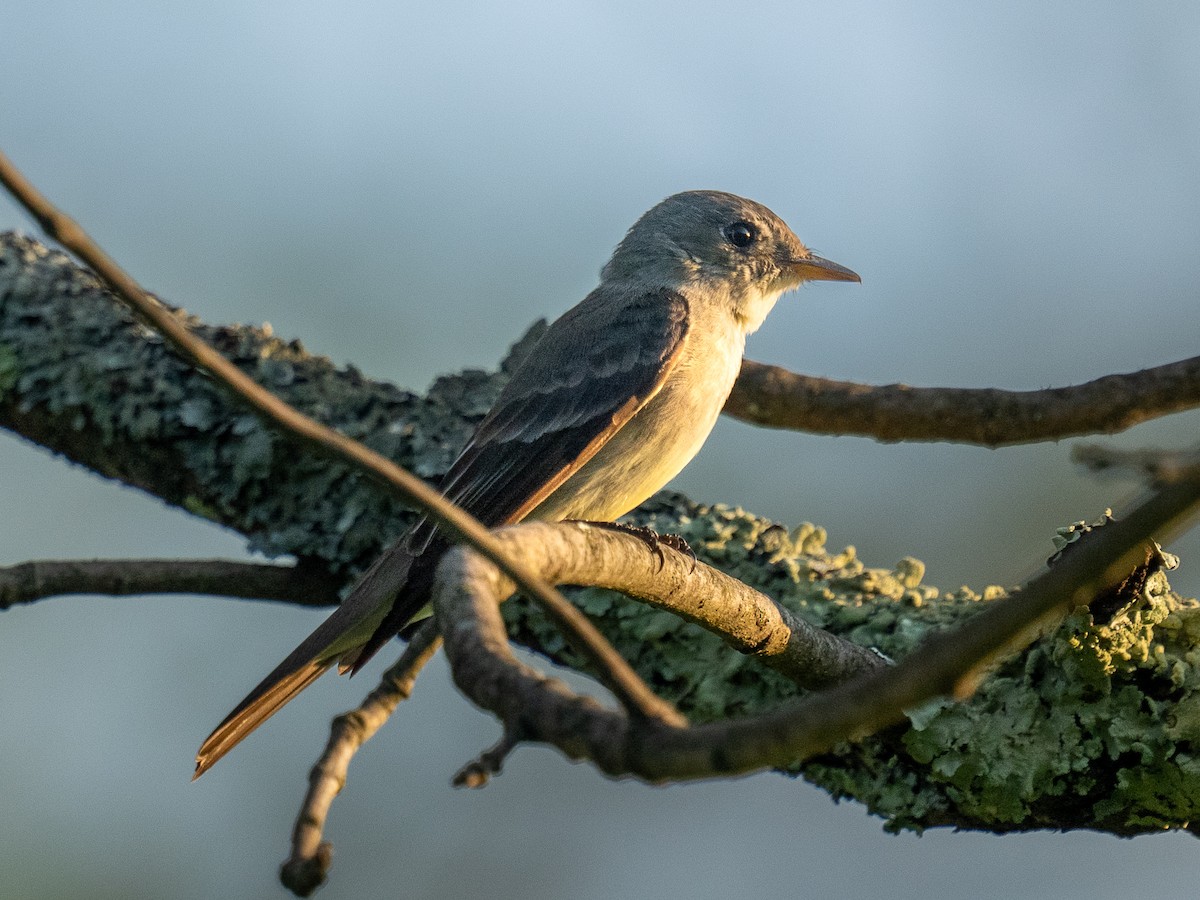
527, 308, 746, 523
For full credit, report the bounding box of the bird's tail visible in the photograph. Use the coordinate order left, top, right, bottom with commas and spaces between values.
193, 655, 333, 778
194, 543, 418, 778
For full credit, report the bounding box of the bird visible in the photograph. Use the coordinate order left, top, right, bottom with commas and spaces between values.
194, 190, 859, 777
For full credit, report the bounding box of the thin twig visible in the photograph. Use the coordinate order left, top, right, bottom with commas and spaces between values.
452, 726, 525, 789
725, 357, 1200, 446
281, 621, 442, 897
0, 558, 342, 609
0, 149, 677, 726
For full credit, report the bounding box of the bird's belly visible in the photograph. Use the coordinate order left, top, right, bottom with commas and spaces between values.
528, 334, 743, 523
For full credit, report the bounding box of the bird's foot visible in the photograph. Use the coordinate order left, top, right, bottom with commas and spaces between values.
571, 520, 695, 570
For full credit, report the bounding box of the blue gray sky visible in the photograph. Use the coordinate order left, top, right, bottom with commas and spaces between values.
3, 3, 1200, 898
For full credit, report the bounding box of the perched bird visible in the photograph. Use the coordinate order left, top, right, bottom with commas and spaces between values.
195, 190, 859, 777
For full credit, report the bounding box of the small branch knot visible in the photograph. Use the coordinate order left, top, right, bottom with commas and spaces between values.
280, 842, 333, 897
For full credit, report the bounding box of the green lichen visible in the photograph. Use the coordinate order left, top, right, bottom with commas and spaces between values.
0, 343, 18, 394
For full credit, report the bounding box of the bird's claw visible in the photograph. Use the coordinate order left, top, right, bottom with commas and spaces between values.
573, 520, 695, 572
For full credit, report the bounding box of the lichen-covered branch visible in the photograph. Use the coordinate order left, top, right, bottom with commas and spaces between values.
725, 358, 1200, 446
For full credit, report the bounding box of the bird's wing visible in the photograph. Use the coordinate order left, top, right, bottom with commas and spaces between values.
353, 287, 691, 662
412, 286, 691, 547
196, 289, 689, 777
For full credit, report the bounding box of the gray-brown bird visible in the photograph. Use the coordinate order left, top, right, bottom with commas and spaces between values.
195, 190, 858, 777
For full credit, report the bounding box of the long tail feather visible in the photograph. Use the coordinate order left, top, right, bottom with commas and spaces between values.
194, 658, 331, 778
194, 543, 418, 778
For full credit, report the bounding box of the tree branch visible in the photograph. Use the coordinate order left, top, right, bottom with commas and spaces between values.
554, 523, 889, 690
725, 357, 1200, 446
0, 557, 342, 609
1072, 443, 1199, 482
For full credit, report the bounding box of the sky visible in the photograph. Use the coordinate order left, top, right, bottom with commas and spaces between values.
2, 3, 1200, 898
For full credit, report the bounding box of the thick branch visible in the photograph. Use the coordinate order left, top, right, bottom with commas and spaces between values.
725, 358, 1200, 446
555, 524, 887, 689
0, 231, 437, 575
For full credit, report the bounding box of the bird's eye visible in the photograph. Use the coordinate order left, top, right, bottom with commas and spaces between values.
724, 221, 757, 249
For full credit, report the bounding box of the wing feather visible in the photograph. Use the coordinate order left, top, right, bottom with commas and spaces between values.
358, 288, 690, 660
407, 287, 690, 551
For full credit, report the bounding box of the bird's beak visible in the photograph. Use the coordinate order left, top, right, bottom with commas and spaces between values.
789, 254, 861, 283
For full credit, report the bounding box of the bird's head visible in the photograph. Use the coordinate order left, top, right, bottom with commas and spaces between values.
602, 190, 859, 331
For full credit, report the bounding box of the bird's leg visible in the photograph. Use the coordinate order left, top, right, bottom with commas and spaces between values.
569, 520, 695, 570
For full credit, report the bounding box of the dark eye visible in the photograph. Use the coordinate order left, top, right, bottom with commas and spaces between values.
724, 221, 757, 249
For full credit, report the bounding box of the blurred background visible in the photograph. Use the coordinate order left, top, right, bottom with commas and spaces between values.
3, 2, 1200, 898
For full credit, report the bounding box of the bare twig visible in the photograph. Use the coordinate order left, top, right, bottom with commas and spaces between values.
0, 558, 342, 609
725, 357, 1200, 446
0, 149, 676, 727
281, 621, 442, 897
452, 726, 524, 789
